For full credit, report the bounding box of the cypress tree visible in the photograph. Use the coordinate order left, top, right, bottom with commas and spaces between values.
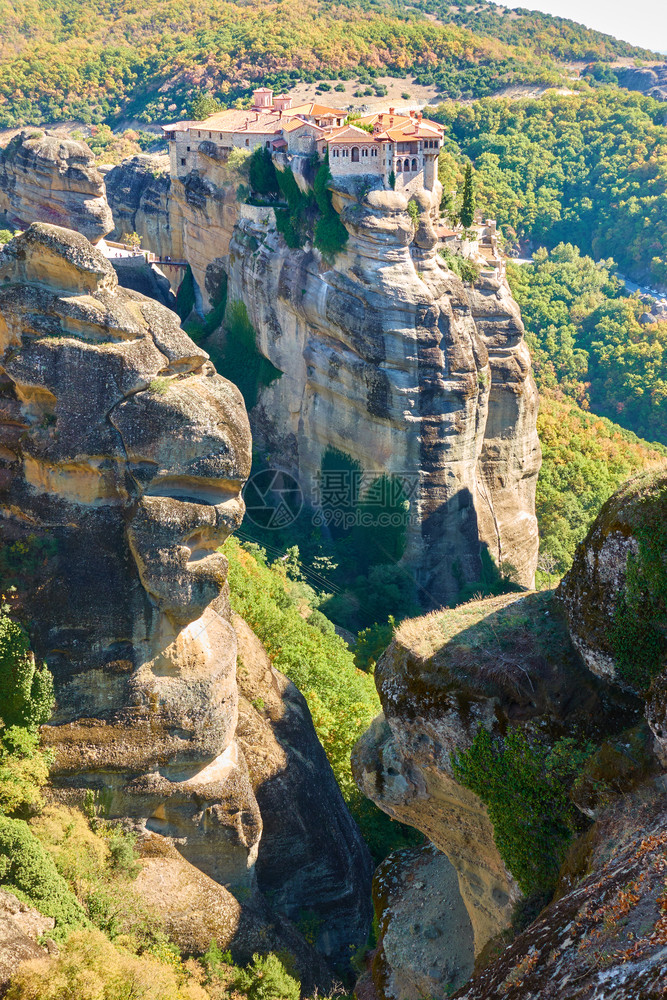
460, 161, 475, 230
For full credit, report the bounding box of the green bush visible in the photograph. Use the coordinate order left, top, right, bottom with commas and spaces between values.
175, 265, 196, 322
232, 953, 300, 1000
313, 157, 348, 259
248, 146, 279, 198
453, 728, 591, 895
439, 248, 480, 284
0, 727, 51, 817
0, 816, 87, 938
0, 616, 53, 731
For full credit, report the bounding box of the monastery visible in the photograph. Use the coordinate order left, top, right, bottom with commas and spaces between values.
164, 88, 444, 194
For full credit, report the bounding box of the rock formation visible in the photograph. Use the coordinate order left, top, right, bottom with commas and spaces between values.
0, 890, 54, 994
224, 178, 541, 605
354, 468, 667, 999
450, 775, 667, 1000
616, 63, 667, 101
105, 151, 240, 307
0, 131, 112, 242
104, 156, 541, 603
558, 468, 667, 688
352, 588, 638, 987
0, 223, 372, 981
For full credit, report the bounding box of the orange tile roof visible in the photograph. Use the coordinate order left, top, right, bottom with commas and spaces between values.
358, 112, 443, 135
325, 125, 376, 143
287, 102, 347, 118
280, 118, 326, 133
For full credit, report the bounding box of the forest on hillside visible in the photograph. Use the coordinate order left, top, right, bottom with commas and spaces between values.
0, 0, 656, 127
432, 90, 667, 286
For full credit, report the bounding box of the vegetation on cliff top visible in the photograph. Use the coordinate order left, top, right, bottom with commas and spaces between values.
0, 0, 654, 128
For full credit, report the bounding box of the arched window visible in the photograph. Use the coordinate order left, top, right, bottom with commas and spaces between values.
396, 160, 402, 172
404, 158, 410, 172
361, 147, 368, 157
351, 146, 359, 162
412, 158, 418, 171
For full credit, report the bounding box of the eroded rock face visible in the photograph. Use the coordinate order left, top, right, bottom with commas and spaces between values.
225, 178, 540, 604
352, 590, 640, 978
0, 223, 371, 976
370, 844, 474, 1000
0, 131, 113, 243
451, 776, 667, 1000
558, 469, 667, 686
105, 153, 240, 307
617, 64, 667, 101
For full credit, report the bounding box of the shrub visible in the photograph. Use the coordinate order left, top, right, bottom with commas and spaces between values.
439, 248, 480, 284
0, 816, 87, 937
0, 727, 51, 817
232, 952, 300, 1000
406, 199, 420, 227
5, 928, 208, 1000
0, 616, 53, 730
248, 146, 279, 198
313, 157, 347, 259
453, 728, 591, 895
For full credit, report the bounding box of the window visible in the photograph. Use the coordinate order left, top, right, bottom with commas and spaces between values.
266, 140, 270, 148
361, 147, 368, 157
396, 160, 402, 172
209, 131, 212, 139
197, 131, 201, 138
187, 146, 191, 151
404, 159, 410, 172
333, 148, 339, 157
351, 146, 359, 162
412, 158, 418, 171
180, 157, 186, 166
245, 138, 249, 146
372, 148, 378, 157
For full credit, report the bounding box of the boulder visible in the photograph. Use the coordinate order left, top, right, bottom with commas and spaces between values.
558, 468, 667, 689
0, 130, 112, 242
0, 890, 54, 996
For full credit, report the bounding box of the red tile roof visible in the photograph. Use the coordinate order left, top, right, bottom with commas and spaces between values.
287, 102, 347, 118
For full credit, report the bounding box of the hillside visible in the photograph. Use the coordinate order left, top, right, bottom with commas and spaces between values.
433, 89, 667, 286
0, 0, 657, 128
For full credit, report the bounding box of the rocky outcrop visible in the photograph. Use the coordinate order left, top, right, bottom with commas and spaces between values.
451, 775, 667, 1000
0, 890, 54, 995
104, 156, 540, 600
225, 178, 540, 604
104, 154, 175, 259
354, 469, 667, 999
0, 223, 372, 980
105, 152, 241, 308
352, 588, 640, 996
0, 131, 112, 242
369, 844, 474, 1000
558, 468, 667, 688
616, 64, 667, 101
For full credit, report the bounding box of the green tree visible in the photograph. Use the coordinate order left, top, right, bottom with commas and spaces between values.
248, 146, 279, 198
460, 160, 475, 229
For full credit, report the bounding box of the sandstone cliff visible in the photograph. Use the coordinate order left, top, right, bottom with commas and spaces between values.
223, 178, 540, 605
0, 131, 112, 243
353, 468, 666, 1000
0, 223, 371, 981
105, 151, 241, 307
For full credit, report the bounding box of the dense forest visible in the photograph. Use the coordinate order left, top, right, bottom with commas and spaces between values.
0, 0, 656, 127
432, 90, 667, 286
505, 245, 666, 444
